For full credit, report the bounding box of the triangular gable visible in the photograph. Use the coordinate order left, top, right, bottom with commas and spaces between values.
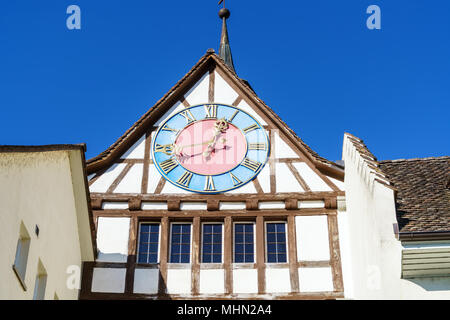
87, 51, 344, 195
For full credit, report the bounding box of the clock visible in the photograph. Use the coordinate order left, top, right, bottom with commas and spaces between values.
152, 103, 270, 194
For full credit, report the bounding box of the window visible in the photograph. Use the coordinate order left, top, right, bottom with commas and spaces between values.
234, 223, 254, 263
170, 224, 191, 263
137, 223, 160, 264
202, 223, 223, 263
266, 222, 287, 263
33, 260, 47, 300
13, 222, 31, 290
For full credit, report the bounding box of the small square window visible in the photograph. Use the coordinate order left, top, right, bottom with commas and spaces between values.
170, 224, 191, 263
137, 223, 160, 264
202, 223, 223, 263
265, 222, 287, 263
234, 223, 254, 263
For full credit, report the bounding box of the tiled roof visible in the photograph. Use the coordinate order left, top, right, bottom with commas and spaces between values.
379, 157, 450, 233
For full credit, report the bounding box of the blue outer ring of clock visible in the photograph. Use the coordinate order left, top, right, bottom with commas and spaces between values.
151, 103, 270, 194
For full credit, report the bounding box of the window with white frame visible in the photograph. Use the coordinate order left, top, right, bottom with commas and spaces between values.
265, 222, 287, 263
234, 223, 255, 263
137, 223, 160, 264
169, 223, 191, 263
202, 223, 223, 263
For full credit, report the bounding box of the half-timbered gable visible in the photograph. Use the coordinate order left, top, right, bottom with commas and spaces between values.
80, 50, 346, 300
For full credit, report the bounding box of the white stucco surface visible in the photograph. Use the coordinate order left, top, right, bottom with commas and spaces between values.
219, 202, 246, 210
166, 269, 192, 294
101, 202, 129, 210
0, 149, 94, 300
258, 201, 285, 210
214, 72, 238, 105
292, 162, 332, 192
96, 217, 130, 262
298, 267, 333, 292
275, 163, 304, 193
146, 164, 162, 193
120, 135, 146, 159
114, 164, 143, 194
265, 268, 291, 293
298, 200, 325, 208
233, 269, 258, 294
141, 202, 168, 210
180, 202, 208, 211
274, 132, 298, 159
199, 269, 225, 294
295, 215, 330, 261
184, 73, 209, 106
257, 165, 271, 193
133, 268, 159, 294
89, 163, 127, 193
91, 268, 126, 293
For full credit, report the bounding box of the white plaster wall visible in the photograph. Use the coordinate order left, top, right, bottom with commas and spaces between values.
219, 202, 246, 210
342, 134, 413, 299
258, 201, 285, 210
154, 101, 185, 127
233, 269, 258, 294
337, 209, 355, 299
329, 177, 345, 191
166, 269, 191, 294
96, 217, 130, 263
257, 165, 271, 193
91, 268, 126, 293
228, 181, 257, 194
298, 267, 333, 292
161, 181, 192, 194
236, 99, 267, 125
133, 268, 159, 294
265, 268, 291, 293
101, 202, 128, 210
146, 164, 162, 193
180, 202, 207, 211
275, 163, 304, 193
184, 73, 209, 106
0, 150, 93, 300
114, 164, 143, 194
141, 202, 168, 210
292, 162, 332, 192
214, 72, 238, 105
274, 132, 298, 159
298, 200, 325, 209
120, 135, 146, 159
295, 216, 330, 261
89, 163, 127, 193
199, 269, 225, 294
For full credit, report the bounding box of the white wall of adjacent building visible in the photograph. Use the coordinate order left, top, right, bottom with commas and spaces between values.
341, 134, 450, 299
0, 149, 94, 300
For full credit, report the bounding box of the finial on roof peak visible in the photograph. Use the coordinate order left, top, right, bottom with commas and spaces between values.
218, 1, 235, 73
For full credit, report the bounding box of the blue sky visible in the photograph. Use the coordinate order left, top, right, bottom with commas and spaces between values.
1, 1, 449, 161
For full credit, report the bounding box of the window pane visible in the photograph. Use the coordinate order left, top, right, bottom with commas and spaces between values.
234, 223, 254, 263
202, 224, 223, 263
266, 223, 287, 263
170, 224, 191, 263
138, 224, 160, 264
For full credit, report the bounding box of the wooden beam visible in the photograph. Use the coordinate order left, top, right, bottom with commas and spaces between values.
224, 216, 233, 294
287, 215, 299, 292
191, 217, 201, 295
256, 216, 265, 294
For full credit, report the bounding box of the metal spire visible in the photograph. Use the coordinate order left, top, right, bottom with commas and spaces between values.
218, 2, 236, 73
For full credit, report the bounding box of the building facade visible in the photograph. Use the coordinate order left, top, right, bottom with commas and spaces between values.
0, 145, 95, 300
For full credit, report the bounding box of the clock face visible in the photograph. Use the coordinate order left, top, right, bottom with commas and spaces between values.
152, 103, 270, 194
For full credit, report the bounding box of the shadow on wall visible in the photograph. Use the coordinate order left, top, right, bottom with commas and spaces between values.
407, 277, 450, 291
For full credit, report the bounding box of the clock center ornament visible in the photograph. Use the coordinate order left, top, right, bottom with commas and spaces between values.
152, 104, 270, 194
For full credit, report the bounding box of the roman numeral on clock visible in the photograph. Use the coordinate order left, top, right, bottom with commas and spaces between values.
204, 176, 216, 191
180, 110, 196, 124
243, 124, 259, 134
248, 143, 267, 151
228, 109, 239, 123
241, 157, 261, 172
159, 158, 178, 174
177, 171, 193, 187
230, 172, 242, 186
162, 124, 179, 134
204, 104, 218, 119
155, 144, 174, 155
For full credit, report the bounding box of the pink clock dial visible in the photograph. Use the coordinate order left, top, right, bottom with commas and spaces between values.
174, 119, 247, 176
